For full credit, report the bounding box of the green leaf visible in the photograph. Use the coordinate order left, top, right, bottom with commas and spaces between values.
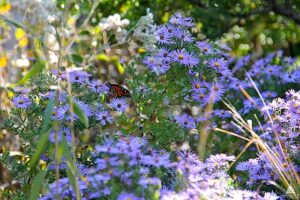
40, 96, 55, 134
29, 128, 51, 170
18, 60, 45, 85
61, 136, 81, 199
69, 97, 89, 128
65, 160, 77, 195
61, 135, 72, 163
71, 54, 83, 64
29, 170, 47, 200
29, 97, 55, 170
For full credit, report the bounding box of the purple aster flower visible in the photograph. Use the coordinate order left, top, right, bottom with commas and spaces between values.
209, 58, 230, 76
89, 80, 109, 94
191, 79, 207, 92
154, 26, 173, 44
216, 41, 231, 51
261, 91, 277, 99
74, 100, 93, 117
51, 69, 65, 79
51, 105, 68, 120
171, 49, 190, 65
174, 28, 194, 43
213, 109, 231, 118
13, 86, 31, 94
242, 97, 261, 114
192, 90, 209, 106
188, 69, 197, 76
264, 65, 282, 78
281, 72, 297, 83
156, 48, 172, 62
208, 82, 225, 102
12, 96, 32, 108
117, 192, 140, 200
165, 24, 177, 36
40, 91, 66, 101
169, 13, 194, 27
172, 49, 199, 67
142, 56, 156, 68
232, 54, 251, 73
185, 53, 200, 67
139, 177, 161, 188
147, 59, 170, 75
196, 41, 213, 54
174, 114, 196, 129
109, 98, 129, 112
67, 70, 91, 84
96, 110, 113, 125
49, 127, 72, 144
141, 153, 171, 168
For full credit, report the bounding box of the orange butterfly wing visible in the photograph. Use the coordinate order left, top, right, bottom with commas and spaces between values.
105, 82, 131, 101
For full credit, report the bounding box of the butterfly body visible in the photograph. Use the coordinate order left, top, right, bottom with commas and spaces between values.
105, 81, 131, 101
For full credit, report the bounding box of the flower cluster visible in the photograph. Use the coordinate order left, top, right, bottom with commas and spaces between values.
142, 12, 232, 108
10, 69, 130, 145
225, 51, 299, 115
40, 135, 277, 200
236, 90, 300, 187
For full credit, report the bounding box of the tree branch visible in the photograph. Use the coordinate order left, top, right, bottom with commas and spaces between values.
265, 0, 300, 24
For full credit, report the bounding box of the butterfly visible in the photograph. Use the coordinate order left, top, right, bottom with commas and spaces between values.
105, 81, 131, 101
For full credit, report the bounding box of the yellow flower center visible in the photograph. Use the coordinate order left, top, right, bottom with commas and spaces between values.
214, 62, 220, 67
178, 54, 184, 60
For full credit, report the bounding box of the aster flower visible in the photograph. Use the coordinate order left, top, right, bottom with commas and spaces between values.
138, 177, 161, 188
141, 153, 171, 168
12, 96, 32, 108
209, 58, 230, 76
51, 105, 67, 120
191, 79, 207, 92
156, 48, 172, 62
172, 49, 199, 67
74, 100, 93, 117
192, 90, 209, 106
51, 69, 65, 79
264, 65, 282, 78
169, 12, 194, 27
174, 113, 196, 129
13, 86, 31, 94
96, 110, 113, 125
154, 26, 173, 44
208, 82, 225, 102
147, 59, 170, 75
281, 72, 297, 83
261, 91, 277, 99
67, 70, 91, 84
117, 192, 140, 200
196, 41, 213, 54
188, 69, 197, 76
171, 49, 190, 65
109, 98, 129, 112
174, 28, 194, 43
213, 109, 231, 118
49, 127, 71, 144
142, 56, 156, 67
89, 80, 109, 94
233, 54, 251, 73
242, 97, 261, 114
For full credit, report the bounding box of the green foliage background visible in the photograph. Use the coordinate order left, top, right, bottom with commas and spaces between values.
61, 0, 300, 56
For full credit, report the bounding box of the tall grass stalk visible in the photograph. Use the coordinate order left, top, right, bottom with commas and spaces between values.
213, 74, 300, 199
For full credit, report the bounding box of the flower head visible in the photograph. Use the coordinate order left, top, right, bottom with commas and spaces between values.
109, 98, 129, 112
96, 110, 113, 125
12, 96, 32, 108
